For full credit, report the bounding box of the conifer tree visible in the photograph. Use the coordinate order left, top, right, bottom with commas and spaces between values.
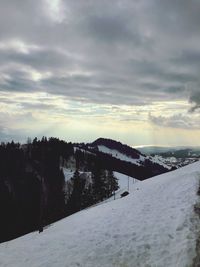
92, 161, 107, 202
107, 170, 119, 198
81, 184, 94, 209
68, 170, 85, 212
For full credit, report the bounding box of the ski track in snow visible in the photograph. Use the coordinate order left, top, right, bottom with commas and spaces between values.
0, 162, 200, 267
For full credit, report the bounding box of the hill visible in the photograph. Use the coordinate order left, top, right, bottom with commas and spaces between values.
0, 137, 169, 243
138, 145, 200, 168
81, 138, 172, 178
0, 161, 200, 266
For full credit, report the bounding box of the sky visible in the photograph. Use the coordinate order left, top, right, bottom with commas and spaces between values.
1, 0, 200, 147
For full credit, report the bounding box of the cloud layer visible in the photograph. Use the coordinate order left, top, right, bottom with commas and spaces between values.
1, 0, 200, 143
1, 0, 200, 104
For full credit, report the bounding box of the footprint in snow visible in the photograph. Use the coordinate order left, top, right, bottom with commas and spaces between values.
168, 234, 174, 239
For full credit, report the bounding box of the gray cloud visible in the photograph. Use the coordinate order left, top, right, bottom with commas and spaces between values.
189, 91, 200, 112
149, 113, 200, 130
0, 69, 40, 92
0, 48, 75, 71
84, 14, 142, 46
0, 0, 200, 110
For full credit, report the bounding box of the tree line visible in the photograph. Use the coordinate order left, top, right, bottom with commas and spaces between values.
0, 137, 118, 243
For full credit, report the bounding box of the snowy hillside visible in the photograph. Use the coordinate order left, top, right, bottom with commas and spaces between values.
99, 172, 140, 205
97, 144, 172, 170
138, 146, 200, 169
148, 154, 172, 170
113, 172, 139, 198
94, 138, 172, 169
1, 162, 200, 267
97, 145, 144, 166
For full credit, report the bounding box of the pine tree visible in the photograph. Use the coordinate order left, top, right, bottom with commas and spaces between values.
92, 162, 107, 202
68, 170, 84, 213
107, 170, 119, 198
81, 184, 94, 209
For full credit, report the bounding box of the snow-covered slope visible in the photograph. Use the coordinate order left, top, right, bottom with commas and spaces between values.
98, 145, 144, 166
1, 162, 200, 267
99, 172, 140, 205
98, 144, 172, 170
148, 154, 172, 170
113, 172, 139, 197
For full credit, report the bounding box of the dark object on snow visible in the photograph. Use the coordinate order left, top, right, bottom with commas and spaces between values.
197, 188, 200, 196
194, 204, 200, 215
121, 191, 129, 198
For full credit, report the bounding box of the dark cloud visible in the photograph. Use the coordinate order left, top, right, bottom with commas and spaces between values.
0, 0, 199, 109
0, 69, 40, 92
85, 14, 142, 46
171, 50, 200, 67
0, 48, 75, 71
189, 91, 200, 112
149, 113, 200, 130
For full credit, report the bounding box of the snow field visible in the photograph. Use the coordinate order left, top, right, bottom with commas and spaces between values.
97, 145, 142, 166
0, 162, 200, 267
98, 145, 172, 170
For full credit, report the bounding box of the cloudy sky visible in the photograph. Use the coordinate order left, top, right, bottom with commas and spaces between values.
1, 0, 200, 146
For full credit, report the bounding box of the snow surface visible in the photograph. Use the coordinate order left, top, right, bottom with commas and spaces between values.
62, 168, 92, 183
98, 145, 142, 166
148, 155, 172, 170
97, 172, 140, 206
98, 145, 172, 170
62, 167, 74, 182
1, 162, 200, 267
74, 147, 95, 156
113, 172, 139, 198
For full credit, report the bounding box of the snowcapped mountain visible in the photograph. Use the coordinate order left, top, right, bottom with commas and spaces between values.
1, 161, 200, 267
82, 138, 172, 178
95, 138, 172, 169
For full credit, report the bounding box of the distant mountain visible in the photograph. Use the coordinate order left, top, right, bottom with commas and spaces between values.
138, 145, 200, 168
77, 138, 172, 179
137, 146, 178, 155
159, 148, 200, 159
92, 138, 143, 159
138, 145, 200, 156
